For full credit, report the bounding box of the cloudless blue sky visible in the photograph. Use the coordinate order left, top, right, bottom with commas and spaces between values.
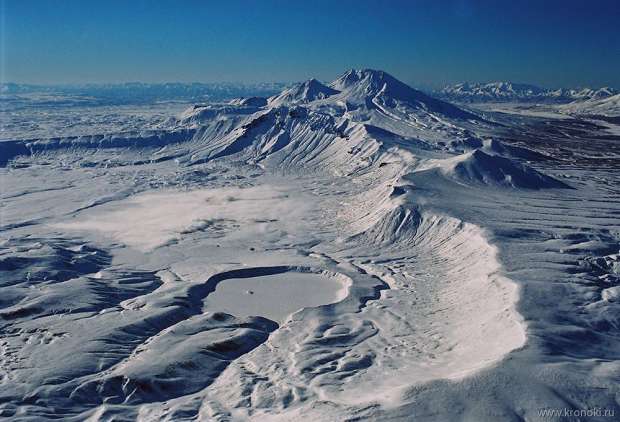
2, 0, 619, 88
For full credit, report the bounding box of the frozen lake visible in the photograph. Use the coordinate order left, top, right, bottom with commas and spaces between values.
204, 270, 349, 322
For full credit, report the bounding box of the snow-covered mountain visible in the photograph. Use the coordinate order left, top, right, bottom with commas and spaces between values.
329, 69, 479, 120
268, 78, 339, 105
440, 82, 545, 102
439, 81, 617, 103
177, 68, 481, 132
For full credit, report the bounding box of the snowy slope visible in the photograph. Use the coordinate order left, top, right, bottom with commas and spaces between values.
330, 69, 480, 120
268, 78, 339, 106
414, 149, 569, 189
559, 93, 620, 117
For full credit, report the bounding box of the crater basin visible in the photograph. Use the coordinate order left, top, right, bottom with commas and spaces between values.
204, 270, 349, 323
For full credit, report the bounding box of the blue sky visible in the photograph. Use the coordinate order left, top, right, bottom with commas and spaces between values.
2, 0, 619, 88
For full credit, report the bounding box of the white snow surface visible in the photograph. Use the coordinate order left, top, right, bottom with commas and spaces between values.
559, 93, 620, 117
203, 271, 350, 323
1, 69, 620, 421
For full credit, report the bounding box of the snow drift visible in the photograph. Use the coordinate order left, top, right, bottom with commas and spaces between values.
415, 149, 570, 189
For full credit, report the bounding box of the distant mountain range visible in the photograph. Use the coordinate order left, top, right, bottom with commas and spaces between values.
0, 82, 289, 104
438, 82, 618, 103
4, 79, 618, 111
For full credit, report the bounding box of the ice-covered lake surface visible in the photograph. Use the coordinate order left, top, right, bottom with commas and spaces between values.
1, 70, 619, 421
204, 271, 349, 322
